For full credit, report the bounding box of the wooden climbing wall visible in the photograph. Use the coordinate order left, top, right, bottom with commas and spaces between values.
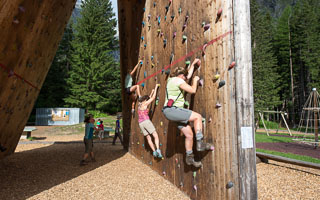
0, 0, 77, 159
118, 0, 257, 199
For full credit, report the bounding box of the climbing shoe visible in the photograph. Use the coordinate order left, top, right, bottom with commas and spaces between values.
186, 153, 202, 168
153, 151, 158, 157
157, 149, 163, 159
196, 139, 214, 152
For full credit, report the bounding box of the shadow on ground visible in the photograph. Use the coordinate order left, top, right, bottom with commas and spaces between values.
0, 141, 126, 200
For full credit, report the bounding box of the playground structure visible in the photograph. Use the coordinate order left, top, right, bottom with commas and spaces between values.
0, 0, 257, 199
257, 110, 292, 136
295, 88, 320, 148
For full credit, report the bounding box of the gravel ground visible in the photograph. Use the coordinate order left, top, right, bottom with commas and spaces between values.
0, 127, 319, 199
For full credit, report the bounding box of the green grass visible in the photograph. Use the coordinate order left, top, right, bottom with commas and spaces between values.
256, 148, 320, 164
258, 120, 286, 130
255, 133, 294, 143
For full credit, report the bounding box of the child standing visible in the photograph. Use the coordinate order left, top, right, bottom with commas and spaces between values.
112, 116, 123, 145
125, 60, 143, 115
80, 115, 98, 166
98, 121, 104, 140
138, 84, 162, 158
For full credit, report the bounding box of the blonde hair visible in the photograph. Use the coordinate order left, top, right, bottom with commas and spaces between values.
171, 67, 188, 77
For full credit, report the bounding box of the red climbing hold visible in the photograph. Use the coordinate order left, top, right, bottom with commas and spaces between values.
228, 61, 236, 70
215, 8, 223, 23
204, 24, 210, 31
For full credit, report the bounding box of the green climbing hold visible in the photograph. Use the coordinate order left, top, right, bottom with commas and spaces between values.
185, 60, 191, 65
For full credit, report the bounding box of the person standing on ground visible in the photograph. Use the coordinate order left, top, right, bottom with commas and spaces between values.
137, 84, 163, 158
112, 116, 123, 145
98, 121, 104, 140
125, 60, 142, 115
80, 114, 98, 166
162, 58, 214, 168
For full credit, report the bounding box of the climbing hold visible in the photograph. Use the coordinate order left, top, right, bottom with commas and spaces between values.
151, 56, 154, 60
193, 185, 197, 191
218, 80, 226, 88
199, 79, 204, 86
185, 60, 191, 66
164, 130, 167, 135
202, 43, 208, 55
154, 2, 156, 7
216, 8, 223, 23
183, 24, 187, 30
175, 158, 178, 163
163, 39, 167, 47
8, 70, 14, 77
148, 14, 151, 20
165, 6, 169, 13
170, 53, 174, 63
141, 83, 145, 87
142, 144, 145, 147
185, 15, 189, 21
182, 35, 187, 42
160, 143, 163, 146
226, 181, 234, 189
165, 69, 170, 75
148, 25, 151, 30
209, 117, 212, 122
180, 182, 184, 187
143, 8, 146, 12
165, 16, 167, 21
13, 18, 19, 24
216, 103, 222, 108
140, 60, 143, 65
202, 117, 206, 123
144, 71, 147, 78
169, 0, 172, 4
161, 32, 164, 36
193, 171, 197, 178
204, 24, 210, 31
202, 22, 205, 27
19, 6, 25, 12
158, 16, 161, 25
228, 61, 236, 70
162, 69, 165, 74
142, 21, 145, 27
137, 141, 140, 145
151, 63, 155, 68
157, 84, 160, 87
173, 32, 177, 38
171, 15, 175, 21
178, 7, 182, 14
141, 36, 144, 41
160, 121, 163, 126
157, 29, 161, 34
163, 171, 166, 175
213, 74, 220, 81
149, 161, 152, 165
184, 101, 189, 107
177, 164, 180, 168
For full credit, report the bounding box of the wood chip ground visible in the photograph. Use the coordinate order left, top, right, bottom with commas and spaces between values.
0, 130, 319, 200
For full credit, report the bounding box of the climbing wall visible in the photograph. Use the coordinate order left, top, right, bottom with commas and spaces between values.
0, 0, 77, 158
118, 0, 257, 199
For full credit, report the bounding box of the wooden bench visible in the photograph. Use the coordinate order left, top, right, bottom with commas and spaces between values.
21, 127, 37, 139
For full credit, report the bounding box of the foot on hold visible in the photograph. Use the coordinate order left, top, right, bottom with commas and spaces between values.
157, 149, 163, 158
186, 154, 202, 168
196, 139, 214, 152
153, 151, 158, 157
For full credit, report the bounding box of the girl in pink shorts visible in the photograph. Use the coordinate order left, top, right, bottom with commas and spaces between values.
138, 84, 163, 158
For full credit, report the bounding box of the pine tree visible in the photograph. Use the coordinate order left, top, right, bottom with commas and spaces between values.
35, 20, 74, 108
251, 0, 281, 112
64, 0, 120, 113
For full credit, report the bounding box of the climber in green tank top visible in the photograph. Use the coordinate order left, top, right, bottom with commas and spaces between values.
162, 58, 214, 168
125, 60, 142, 115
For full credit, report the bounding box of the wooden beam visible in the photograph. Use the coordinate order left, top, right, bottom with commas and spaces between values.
256, 152, 320, 170
233, 0, 258, 199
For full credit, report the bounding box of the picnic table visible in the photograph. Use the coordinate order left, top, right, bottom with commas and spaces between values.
22, 127, 37, 139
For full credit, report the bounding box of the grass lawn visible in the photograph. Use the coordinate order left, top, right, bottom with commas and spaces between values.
256, 148, 320, 164
255, 133, 294, 143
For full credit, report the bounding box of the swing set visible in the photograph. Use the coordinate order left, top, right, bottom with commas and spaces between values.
257, 110, 292, 136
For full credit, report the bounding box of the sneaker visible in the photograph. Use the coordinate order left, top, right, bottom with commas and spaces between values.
153, 151, 158, 157
80, 160, 88, 166
157, 149, 163, 159
196, 139, 214, 152
185, 154, 202, 168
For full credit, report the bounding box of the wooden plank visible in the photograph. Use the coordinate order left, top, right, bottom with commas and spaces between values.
256, 152, 320, 170
0, 0, 77, 159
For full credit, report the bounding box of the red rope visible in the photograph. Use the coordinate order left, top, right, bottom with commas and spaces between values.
0, 63, 39, 90
136, 31, 232, 85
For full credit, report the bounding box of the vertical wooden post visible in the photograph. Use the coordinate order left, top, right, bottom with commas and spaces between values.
314, 92, 318, 148
233, 0, 258, 199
